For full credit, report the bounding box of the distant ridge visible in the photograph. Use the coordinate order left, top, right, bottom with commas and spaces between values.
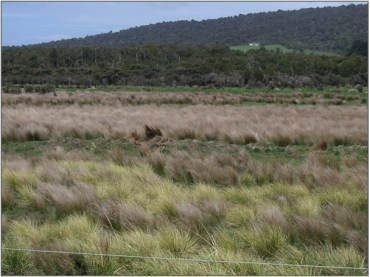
3, 3, 368, 55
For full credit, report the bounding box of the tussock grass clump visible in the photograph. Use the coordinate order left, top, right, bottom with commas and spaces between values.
223, 131, 258, 145
2, 168, 37, 189
109, 147, 143, 167
171, 198, 227, 232
252, 227, 289, 259
272, 134, 292, 147
293, 216, 347, 247
36, 182, 97, 215
238, 226, 289, 259
187, 159, 239, 186
146, 150, 166, 175
189, 183, 221, 202
109, 147, 126, 166
97, 200, 154, 231
257, 206, 290, 234
224, 204, 257, 228
211, 152, 239, 168
35, 162, 72, 185
300, 245, 367, 275
321, 202, 367, 231
331, 136, 354, 146
166, 150, 240, 186
166, 151, 193, 182
239, 172, 257, 187
176, 128, 196, 140
85, 255, 120, 275
2, 185, 15, 209
342, 153, 358, 168
346, 230, 368, 255
18, 184, 47, 212
1, 245, 34, 275
291, 197, 321, 219
307, 151, 340, 170
31, 247, 79, 275
15, 214, 105, 275
110, 228, 159, 257
175, 201, 208, 231
2, 214, 9, 237
248, 161, 275, 185
317, 185, 368, 213
157, 225, 199, 257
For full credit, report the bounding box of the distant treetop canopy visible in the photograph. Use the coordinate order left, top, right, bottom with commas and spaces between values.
2, 3, 368, 56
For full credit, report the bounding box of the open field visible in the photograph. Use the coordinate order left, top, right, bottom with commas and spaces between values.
2, 91, 368, 146
2, 89, 368, 275
230, 44, 339, 56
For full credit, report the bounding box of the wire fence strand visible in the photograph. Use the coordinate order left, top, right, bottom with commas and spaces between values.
2, 247, 368, 271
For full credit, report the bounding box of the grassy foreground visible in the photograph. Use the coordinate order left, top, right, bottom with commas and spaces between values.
1, 89, 368, 275
2, 150, 368, 275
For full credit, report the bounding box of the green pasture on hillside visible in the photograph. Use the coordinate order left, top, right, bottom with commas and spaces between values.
230, 44, 338, 56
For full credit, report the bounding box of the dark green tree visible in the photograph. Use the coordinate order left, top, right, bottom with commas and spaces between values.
49, 48, 58, 68
346, 40, 368, 56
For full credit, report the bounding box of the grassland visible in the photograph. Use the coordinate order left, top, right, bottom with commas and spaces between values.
1, 87, 368, 275
230, 44, 339, 56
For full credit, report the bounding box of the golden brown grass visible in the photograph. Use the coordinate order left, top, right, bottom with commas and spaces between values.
2, 99, 367, 146
96, 200, 155, 232
37, 182, 97, 215
1, 90, 357, 107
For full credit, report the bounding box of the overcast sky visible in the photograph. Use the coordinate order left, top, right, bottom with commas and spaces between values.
1, 1, 366, 47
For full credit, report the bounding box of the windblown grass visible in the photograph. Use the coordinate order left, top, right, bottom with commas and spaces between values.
2, 97, 367, 147
1, 148, 367, 275
1, 89, 368, 275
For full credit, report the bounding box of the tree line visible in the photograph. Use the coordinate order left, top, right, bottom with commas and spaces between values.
2, 44, 368, 92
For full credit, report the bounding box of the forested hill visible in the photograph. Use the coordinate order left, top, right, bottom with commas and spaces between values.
4, 3, 368, 55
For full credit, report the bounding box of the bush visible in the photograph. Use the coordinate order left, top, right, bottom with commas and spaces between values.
34, 85, 41, 92
24, 85, 34, 93
40, 84, 55, 94
4, 86, 21, 94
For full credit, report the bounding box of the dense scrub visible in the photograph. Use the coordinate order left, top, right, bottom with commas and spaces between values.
2, 44, 368, 90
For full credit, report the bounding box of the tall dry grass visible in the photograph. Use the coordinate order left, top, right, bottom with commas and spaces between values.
1, 90, 359, 107
2, 101, 367, 146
